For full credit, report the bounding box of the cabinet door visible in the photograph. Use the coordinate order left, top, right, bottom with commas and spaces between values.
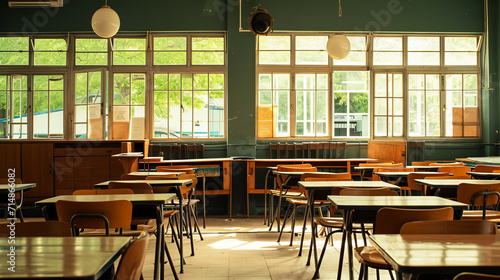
0, 144, 21, 179
22, 143, 54, 198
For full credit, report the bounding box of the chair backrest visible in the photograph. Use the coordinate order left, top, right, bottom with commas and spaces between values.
0, 221, 72, 237
121, 174, 149, 180
108, 181, 154, 194
376, 167, 415, 172
276, 165, 317, 190
456, 183, 500, 209
407, 172, 449, 195
157, 166, 195, 174
437, 166, 472, 177
473, 165, 500, 172
453, 273, 500, 280
276, 163, 313, 169
374, 207, 454, 234
339, 187, 398, 196
73, 188, 134, 195
114, 231, 150, 280
429, 162, 464, 166
300, 172, 351, 181
358, 162, 402, 167
400, 220, 498, 234
56, 200, 133, 236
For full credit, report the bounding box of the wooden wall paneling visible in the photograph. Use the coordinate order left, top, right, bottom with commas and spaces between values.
109, 157, 124, 180
21, 143, 54, 198
367, 140, 407, 165
0, 143, 21, 179
53, 157, 73, 195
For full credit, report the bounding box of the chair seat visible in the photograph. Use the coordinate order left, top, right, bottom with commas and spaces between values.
354, 246, 391, 269
314, 217, 373, 231
461, 210, 500, 220
270, 190, 304, 198
287, 198, 329, 206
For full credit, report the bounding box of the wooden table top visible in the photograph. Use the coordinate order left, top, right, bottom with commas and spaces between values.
94, 179, 192, 188
370, 234, 500, 275
0, 183, 36, 192
0, 236, 130, 279
111, 152, 143, 157
299, 180, 400, 190
414, 179, 500, 188
36, 193, 176, 206
129, 171, 185, 176
251, 158, 377, 163
467, 171, 500, 178
327, 195, 468, 211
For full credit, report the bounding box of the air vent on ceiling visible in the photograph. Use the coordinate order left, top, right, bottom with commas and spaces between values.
8, 0, 63, 8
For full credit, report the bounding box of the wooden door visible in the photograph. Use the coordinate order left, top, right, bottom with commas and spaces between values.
22, 143, 54, 199
368, 140, 407, 165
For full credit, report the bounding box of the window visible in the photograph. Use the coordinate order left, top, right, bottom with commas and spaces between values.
0, 37, 29, 65
75, 38, 108, 65
74, 71, 104, 139
374, 73, 403, 137
111, 73, 145, 139
333, 71, 369, 137
33, 38, 67, 66
153, 73, 224, 139
113, 38, 146, 65
257, 33, 480, 140
153, 37, 187, 65
192, 37, 225, 65
0, 75, 28, 139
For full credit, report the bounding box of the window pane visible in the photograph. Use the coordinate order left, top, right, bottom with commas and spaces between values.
192, 51, 224, 65
34, 38, 67, 66
154, 37, 187, 65
373, 37, 402, 51
445, 52, 477, 65
334, 36, 367, 66
0, 37, 29, 65
259, 36, 290, 50
408, 37, 440, 51
445, 37, 476, 51
113, 38, 146, 65
259, 51, 290, 65
296, 51, 328, 65
408, 52, 440, 65
373, 52, 402, 65
75, 39, 107, 65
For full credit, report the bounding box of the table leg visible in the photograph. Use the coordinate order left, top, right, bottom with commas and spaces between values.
309, 190, 318, 274
263, 169, 271, 225
346, 210, 354, 280
202, 175, 206, 229
154, 206, 163, 280
176, 186, 184, 274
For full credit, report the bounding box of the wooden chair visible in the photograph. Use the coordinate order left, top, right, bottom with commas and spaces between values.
473, 165, 500, 172
456, 183, 500, 220
313, 187, 399, 279
358, 163, 404, 181
373, 168, 415, 192
108, 181, 154, 194
400, 220, 498, 234
411, 161, 434, 166
437, 166, 472, 178
0, 221, 71, 237
114, 231, 150, 280
453, 273, 500, 280
0, 178, 24, 222
157, 165, 196, 175
429, 162, 464, 166
277, 172, 351, 248
407, 172, 449, 196
56, 199, 133, 236
354, 207, 454, 280
269, 165, 317, 232
423, 175, 472, 197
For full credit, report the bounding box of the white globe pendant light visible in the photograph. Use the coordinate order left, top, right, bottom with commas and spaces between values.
326, 34, 350, 59
91, 2, 120, 38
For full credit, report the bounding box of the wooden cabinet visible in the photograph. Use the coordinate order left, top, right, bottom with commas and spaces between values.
0, 143, 21, 178
22, 143, 54, 199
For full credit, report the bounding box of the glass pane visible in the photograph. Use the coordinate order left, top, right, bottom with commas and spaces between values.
75, 53, 107, 65
446, 75, 462, 90
181, 91, 192, 138
0, 52, 29, 65
427, 75, 440, 90
408, 37, 440, 51
153, 90, 168, 137
394, 98, 403, 115
259, 91, 272, 105
296, 36, 327, 50
209, 91, 224, 138
259, 36, 290, 50
34, 52, 66, 66
373, 52, 402, 65
75, 105, 87, 123
445, 52, 477, 65
34, 39, 67, 66
465, 91, 477, 106
375, 117, 387, 136
33, 91, 48, 138
0, 37, 29, 51
75, 38, 107, 51
408, 52, 440, 65
375, 74, 387, 97
296, 51, 328, 65
427, 91, 440, 136
114, 51, 146, 65
154, 37, 186, 50
192, 37, 224, 50
334, 93, 347, 113
131, 74, 145, 105
464, 74, 477, 90
75, 38, 107, 65
113, 74, 129, 105
445, 37, 476, 51
393, 117, 403, 136
49, 91, 63, 138
154, 74, 168, 90
194, 91, 208, 138
409, 91, 425, 136
409, 74, 424, 90
194, 74, 208, 90
88, 72, 101, 103
169, 74, 181, 90
75, 73, 87, 105
347, 36, 367, 50
259, 51, 290, 65
209, 74, 224, 90
373, 37, 403, 51
375, 98, 386, 115
192, 51, 224, 65
393, 74, 403, 97
75, 123, 86, 139
154, 52, 187, 65
333, 51, 366, 66
350, 93, 368, 114
259, 74, 272, 90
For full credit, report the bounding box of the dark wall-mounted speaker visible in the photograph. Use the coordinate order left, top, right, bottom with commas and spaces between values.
248, 4, 273, 36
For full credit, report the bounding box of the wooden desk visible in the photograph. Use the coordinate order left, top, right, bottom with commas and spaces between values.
246, 158, 377, 216
467, 171, 500, 180
414, 179, 500, 196
298, 180, 399, 278
0, 236, 131, 280
129, 171, 185, 177
375, 171, 448, 186
0, 183, 36, 222
327, 195, 468, 280
370, 234, 500, 279
112, 152, 143, 174
36, 193, 176, 280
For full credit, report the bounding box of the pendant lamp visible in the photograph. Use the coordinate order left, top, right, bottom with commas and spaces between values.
91, 1, 120, 38
326, 0, 350, 60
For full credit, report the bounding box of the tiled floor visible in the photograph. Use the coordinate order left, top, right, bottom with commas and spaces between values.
142, 216, 394, 280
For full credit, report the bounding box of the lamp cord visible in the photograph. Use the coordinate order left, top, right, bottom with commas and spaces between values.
338, 0, 342, 17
